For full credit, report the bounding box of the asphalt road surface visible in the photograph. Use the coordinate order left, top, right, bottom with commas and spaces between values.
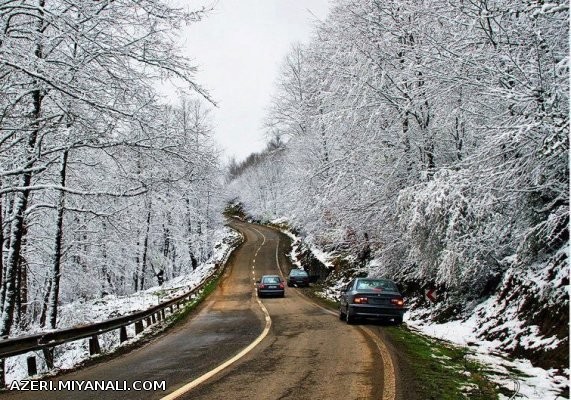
2, 220, 402, 400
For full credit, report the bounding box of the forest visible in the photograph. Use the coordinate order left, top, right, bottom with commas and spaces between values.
227, 0, 569, 368
0, 0, 224, 344
0, 0, 568, 380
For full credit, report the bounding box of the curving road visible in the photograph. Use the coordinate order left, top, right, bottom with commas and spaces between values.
2, 220, 401, 400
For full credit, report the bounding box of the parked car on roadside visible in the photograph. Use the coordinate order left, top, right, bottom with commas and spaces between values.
257, 275, 285, 298
339, 278, 407, 324
287, 268, 310, 287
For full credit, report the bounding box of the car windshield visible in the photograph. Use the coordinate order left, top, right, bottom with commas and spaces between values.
262, 276, 281, 284
356, 279, 397, 291
290, 269, 308, 276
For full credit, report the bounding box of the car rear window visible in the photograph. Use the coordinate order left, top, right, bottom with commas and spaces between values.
262, 276, 281, 284
356, 279, 397, 291
290, 269, 308, 276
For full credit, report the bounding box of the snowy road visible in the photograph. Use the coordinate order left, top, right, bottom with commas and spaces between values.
2, 221, 400, 399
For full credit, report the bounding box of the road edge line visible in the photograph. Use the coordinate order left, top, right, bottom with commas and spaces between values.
160, 238, 272, 400
297, 298, 396, 400
362, 326, 397, 400
161, 298, 272, 400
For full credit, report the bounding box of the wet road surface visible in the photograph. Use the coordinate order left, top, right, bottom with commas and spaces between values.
184, 222, 387, 400
2, 221, 394, 400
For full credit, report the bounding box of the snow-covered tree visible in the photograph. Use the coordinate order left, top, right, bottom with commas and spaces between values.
0, 0, 223, 341
228, 0, 568, 314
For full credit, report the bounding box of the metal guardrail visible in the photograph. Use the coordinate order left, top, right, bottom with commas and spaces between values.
0, 234, 243, 367
0, 276, 207, 359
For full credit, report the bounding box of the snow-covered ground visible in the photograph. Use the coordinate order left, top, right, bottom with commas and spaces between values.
407, 308, 569, 400
272, 219, 569, 400
4, 226, 242, 385
274, 221, 334, 271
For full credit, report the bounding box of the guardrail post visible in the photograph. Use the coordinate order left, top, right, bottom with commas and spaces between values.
135, 321, 144, 335
170, 305, 174, 313
156, 312, 162, 322
146, 317, 152, 327
119, 326, 128, 343
42, 348, 54, 370
27, 356, 37, 376
89, 335, 101, 355
161, 309, 166, 320
151, 314, 156, 324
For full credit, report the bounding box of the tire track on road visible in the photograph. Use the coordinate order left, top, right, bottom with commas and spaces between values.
293, 289, 397, 400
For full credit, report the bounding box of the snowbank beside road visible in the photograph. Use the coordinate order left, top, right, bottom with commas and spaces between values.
406, 306, 569, 400
275, 218, 569, 400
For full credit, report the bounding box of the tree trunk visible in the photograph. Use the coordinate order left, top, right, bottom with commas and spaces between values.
319, 107, 329, 164
140, 204, 151, 290
39, 278, 51, 328
185, 198, 197, 270
134, 237, 140, 292
401, 112, 412, 173
163, 217, 174, 280
14, 220, 28, 328
14, 258, 20, 328
1, 186, 33, 337
0, 194, 14, 313
15, 256, 28, 329
170, 245, 177, 277
100, 221, 112, 295
0, 359, 5, 388
0, 0, 45, 338
20, 259, 27, 327
47, 150, 68, 329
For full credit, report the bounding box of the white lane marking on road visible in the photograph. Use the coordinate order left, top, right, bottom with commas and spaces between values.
252, 226, 284, 276
253, 227, 266, 246
251, 227, 266, 282
160, 297, 272, 400
160, 227, 273, 400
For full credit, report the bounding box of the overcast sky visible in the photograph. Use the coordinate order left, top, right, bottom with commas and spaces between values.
178, 0, 331, 163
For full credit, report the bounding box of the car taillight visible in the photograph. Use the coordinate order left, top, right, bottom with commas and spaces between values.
258, 284, 266, 289
353, 296, 368, 304
391, 297, 404, 307
279, 283, 284, 289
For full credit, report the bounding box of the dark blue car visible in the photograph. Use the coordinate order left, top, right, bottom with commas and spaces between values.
339, 278, 407, 324
257, 275, 285, 298
287, 268, 310, 287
